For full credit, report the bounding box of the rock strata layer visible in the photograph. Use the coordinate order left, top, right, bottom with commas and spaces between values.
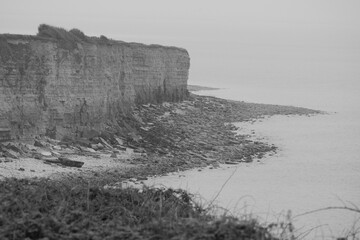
0, 26, 190, 140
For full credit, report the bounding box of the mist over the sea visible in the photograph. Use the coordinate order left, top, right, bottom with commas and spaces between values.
1, 1, 360, 109
194, 42, 360, 114
151, 37, 360, 238
2, 1, 360, 239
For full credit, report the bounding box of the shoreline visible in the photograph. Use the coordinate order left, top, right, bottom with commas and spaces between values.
0, 94, 320, 182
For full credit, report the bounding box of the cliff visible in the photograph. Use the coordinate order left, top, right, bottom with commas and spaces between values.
0, 25, 190, 140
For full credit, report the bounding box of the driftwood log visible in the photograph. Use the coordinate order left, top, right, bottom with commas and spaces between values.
45, 157, 84, 168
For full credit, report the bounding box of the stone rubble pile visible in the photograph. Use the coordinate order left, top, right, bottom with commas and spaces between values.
126, 95, 278, 170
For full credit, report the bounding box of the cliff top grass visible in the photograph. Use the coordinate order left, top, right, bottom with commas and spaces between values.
0, 24, 188, 53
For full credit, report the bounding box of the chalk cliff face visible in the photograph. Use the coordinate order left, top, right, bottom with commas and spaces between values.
0, 31, 190, 140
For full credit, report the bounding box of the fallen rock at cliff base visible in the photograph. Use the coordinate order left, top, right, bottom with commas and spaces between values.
5, 142, 24, 154
114, 137, 124, 145
34, 140, 46, 148
99, 137, 113, 149
114, 145, 127, 151
91, 143, 104, 150
2, 149, 20, 159
38, 150, 52, 157
1, 94, 320, 179
79, 146, 96, 153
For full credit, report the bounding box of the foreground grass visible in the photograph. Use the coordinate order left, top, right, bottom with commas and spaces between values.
0, 178, 274, 240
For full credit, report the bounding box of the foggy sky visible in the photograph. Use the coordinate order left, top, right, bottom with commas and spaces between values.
1, 0, 360, 87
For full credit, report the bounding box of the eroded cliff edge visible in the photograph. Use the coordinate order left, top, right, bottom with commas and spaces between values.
0, 25, 190, 140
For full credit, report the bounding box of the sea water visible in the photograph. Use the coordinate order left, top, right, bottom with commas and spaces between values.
145, 85, 360, 239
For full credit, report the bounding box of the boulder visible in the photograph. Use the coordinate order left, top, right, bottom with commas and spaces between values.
38, 150, 52, 157
6, 142, 24, 154
34, 140, 46, 148
79, 146, 96, 153
114, 137, 124, 145
99, 137, 113, 149
3, 149, 20, 159
115, 145, 127, 151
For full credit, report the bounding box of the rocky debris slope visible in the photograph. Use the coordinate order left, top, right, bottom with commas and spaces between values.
0, 94, 320, 180
117, 94, 320, 175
